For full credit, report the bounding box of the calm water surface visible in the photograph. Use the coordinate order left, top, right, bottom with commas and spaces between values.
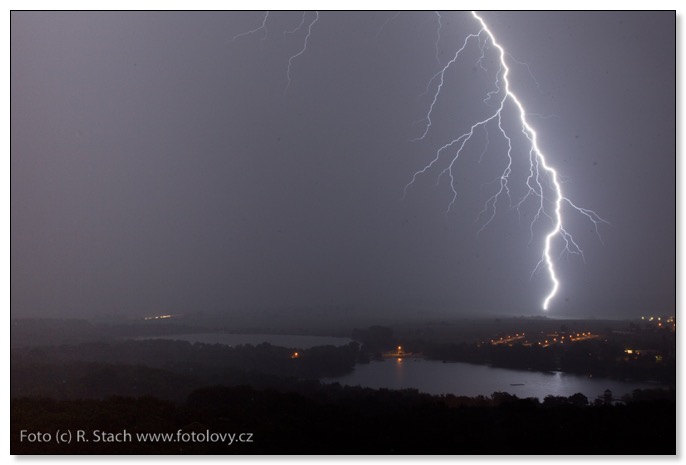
145, 333, 662, 400
326, 358, 662, 400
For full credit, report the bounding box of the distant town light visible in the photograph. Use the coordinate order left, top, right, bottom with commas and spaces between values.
144, 314, 174, 321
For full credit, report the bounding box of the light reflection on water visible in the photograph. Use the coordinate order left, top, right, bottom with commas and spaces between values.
141, 333, 664, 400
327, 358, 661, 400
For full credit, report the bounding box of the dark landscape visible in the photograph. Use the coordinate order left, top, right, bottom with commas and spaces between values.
10, 314, 675, 454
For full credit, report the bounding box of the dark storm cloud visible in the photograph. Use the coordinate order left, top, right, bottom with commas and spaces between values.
11, 11, 675, 319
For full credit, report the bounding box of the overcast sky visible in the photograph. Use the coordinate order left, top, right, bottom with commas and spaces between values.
11, 11, 675, 320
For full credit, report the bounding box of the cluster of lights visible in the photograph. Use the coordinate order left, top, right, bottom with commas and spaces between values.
488, 331, 595, 347
490, 333, 526, 345
640, 316, 675, 330
641, 316, 674, 322
537, 332, 595, 347
143, 314, 174, 321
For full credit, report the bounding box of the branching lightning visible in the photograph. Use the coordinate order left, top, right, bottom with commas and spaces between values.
231, 11, 318, 96
284, 11, 308, 35
231, 11, 270, 43
406, 11, 607, 310
285, 11, 319, 95
231, 11, 606, 311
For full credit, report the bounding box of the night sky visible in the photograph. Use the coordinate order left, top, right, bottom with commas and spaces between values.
11, 11, 675, 320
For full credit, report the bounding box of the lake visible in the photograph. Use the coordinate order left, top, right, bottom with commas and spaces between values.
143, 333, 663, 400
141, 332, 354, 349
325, 358, 662, 401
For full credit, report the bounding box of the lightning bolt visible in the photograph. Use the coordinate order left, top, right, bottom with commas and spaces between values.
406, 11, 607, 310
433, 12, 443, 66
231, 11, 270, 43
232, 11, 318, 95
284, 11, 308, 35
376, 11, 400, 41
285, 11, 319, 95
